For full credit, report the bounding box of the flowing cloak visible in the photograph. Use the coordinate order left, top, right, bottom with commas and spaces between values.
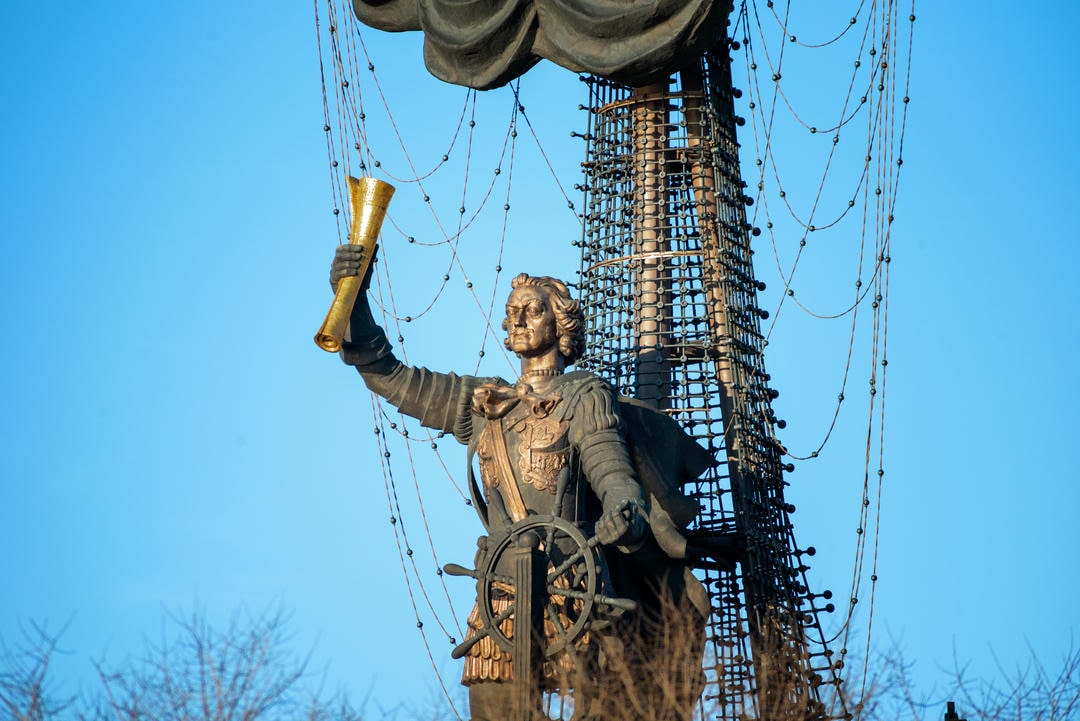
351, 0, 733, 89
617, 394, 714, 559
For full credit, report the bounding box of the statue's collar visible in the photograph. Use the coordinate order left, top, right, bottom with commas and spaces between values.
471, 380, 561, 420
517, 366, 563, 385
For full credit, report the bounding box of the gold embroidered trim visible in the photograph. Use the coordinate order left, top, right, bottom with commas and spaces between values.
480, 418, 529, 522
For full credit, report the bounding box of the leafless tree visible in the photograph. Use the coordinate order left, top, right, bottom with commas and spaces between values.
83, 605, 363, 721
947, 642, 1080, 721
851, 640, 1080, 721
6, 604, 1080, 721
0, 622, 72, 721
0, 608, 366, 721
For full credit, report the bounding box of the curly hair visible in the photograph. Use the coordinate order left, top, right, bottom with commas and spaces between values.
501, 273, 586, 364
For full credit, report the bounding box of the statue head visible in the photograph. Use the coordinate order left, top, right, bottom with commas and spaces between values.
502, 274, 585, 364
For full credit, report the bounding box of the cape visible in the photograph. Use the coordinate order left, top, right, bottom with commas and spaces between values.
617, 395, 714, 559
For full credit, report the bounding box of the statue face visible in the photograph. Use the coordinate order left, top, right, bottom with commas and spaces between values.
505, 285, 558, 358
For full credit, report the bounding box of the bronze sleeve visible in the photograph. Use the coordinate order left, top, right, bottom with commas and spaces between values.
570, 384, 646, 509
342, 315, 493, 442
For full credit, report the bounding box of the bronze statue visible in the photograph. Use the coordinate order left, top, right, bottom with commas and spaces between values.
331, 245, 731, 720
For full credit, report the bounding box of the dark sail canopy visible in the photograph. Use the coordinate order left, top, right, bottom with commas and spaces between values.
352, 0, 731, 89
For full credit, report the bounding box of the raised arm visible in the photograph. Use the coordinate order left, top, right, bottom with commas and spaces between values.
331, 245, 490, 441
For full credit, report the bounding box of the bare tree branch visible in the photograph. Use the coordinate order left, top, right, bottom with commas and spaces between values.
82, 605, 355, 721
0, 621, 73, 721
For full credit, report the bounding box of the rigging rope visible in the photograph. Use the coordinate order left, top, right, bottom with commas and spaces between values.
313, 0, 915, 717
736, 2, 915, 714
312, 0, 585, 707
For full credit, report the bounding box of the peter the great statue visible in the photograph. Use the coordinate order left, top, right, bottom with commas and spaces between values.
329, 239, 736, 720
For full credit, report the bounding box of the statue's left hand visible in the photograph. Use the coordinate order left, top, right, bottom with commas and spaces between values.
595, 498, 646, 549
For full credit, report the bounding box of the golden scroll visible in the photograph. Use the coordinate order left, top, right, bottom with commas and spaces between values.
314, 176, 395, 352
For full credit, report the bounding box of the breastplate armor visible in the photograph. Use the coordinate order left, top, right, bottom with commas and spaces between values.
476, 396, 571, 512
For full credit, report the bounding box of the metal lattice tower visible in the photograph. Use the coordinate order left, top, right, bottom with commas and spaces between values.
575, 46, 845, 721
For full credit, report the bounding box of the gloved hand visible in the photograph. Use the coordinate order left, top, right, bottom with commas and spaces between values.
473, 535, 489, 570
329, 243, 377, 293
595, 498, 647, 549
329, 244, 381, 351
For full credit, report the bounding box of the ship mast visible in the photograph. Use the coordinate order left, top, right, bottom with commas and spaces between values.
577, 44, 843, 720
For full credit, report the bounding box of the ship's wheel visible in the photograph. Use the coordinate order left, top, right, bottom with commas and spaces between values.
447, 514, 638, 659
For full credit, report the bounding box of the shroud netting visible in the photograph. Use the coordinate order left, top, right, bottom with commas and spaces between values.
575, 46, 846, 721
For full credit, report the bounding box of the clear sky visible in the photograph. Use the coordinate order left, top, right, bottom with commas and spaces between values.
2, 1, 1079, 717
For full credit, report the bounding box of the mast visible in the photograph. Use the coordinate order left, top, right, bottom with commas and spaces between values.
576, 42, 843, 720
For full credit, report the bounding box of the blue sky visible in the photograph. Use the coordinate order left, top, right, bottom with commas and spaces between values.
2, 1, 1079, 717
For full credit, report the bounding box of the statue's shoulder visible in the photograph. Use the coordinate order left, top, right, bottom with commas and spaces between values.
458, 373, 512, 399
552, 370, 616, 416
557, 369, 613, 395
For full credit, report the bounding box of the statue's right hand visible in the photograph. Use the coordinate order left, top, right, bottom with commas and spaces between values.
595, 498, 646, 549
473, 535, 490, 569
330, 244, 377, 293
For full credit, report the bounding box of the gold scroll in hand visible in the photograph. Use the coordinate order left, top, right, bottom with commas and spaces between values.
314, 176, 395, 352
